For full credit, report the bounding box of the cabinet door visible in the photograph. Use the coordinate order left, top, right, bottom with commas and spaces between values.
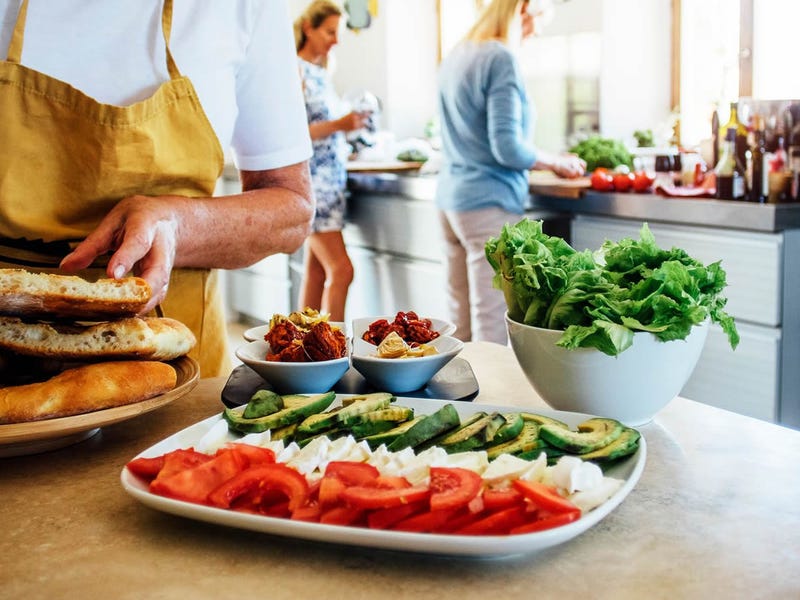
572, 216, 782, 327
681, 321, 779, 422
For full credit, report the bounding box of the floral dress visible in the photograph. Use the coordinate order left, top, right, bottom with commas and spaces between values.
298, 58, 350, 233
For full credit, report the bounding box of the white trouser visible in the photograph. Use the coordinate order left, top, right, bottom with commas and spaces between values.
438, 207, 519, 345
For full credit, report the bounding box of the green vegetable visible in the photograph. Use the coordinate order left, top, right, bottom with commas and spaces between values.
242, 390, 284, 419
485, 219, 740, 356
568, 135, 633, 172
633, 129, 655, 148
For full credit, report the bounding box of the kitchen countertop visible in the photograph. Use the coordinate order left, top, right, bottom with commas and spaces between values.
2, 341, 799, 599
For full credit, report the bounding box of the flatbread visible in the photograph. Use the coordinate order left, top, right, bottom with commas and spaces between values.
0, 268, 151, 320
0, 360, 178, 424
0, 316, 196, 361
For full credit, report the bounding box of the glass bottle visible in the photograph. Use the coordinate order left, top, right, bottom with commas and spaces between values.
749, 115, 768, 203
715, 128, 745, 200
719, 102, 748, 172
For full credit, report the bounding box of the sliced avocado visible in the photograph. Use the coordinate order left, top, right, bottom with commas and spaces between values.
486, 421, 541, 460
387, 403, 461, 452
415, 412, 488, 452
224, 391, 336, 434
270, 423, 298, 442
343, 406, 414, 427
242, 390, 284, 419
341, 392, 396, 407
438, 412, 507, 454
578, 427, 641, 462
348, 420, 399, 439
490, 413, 525, 445
539, 417, 624, 453
296, 406, 345, 435
309, 392, 394, 432
282, 394, 313, 409
361, 416, 426, 450
519, 412, 570, 429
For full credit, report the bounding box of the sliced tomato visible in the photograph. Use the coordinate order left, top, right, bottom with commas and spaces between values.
455, 506, 529, 535
126, 455, 166, 481
323, 461, 380, 486
429, 467, 483, 511
291, 502, 322, 522
221, 443, 276, 466
512, 480, 579, 514
146, 448, 211, 484
372, 475, 412, 489
206, 463, 309, 511
318, 475, 347, 508
510, 509, 581, 534
319, 505, 365, 526
392, 507, 459, 533
366, 500, 428, 530
430, 506, 483, 533
340, 485, 430, 510
150, 450, 248, 504
481, 487, 524, 511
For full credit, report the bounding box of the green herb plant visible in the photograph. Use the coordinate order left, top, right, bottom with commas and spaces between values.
485, 219, 739, 356
568, 136, 633, 173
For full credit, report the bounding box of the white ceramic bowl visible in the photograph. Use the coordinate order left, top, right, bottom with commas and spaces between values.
243, 322, 347, 343
351, 335, 464, 394
505, 313, 709, 426
351, 315, 456, 345
235, 340, 350, 394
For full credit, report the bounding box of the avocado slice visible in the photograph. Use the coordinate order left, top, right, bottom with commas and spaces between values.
539, 417, 624, 453
486, 421, 541, 460
242, 389, 284, 419
361, 416, 426, 450
578, 427, 641, 462
224, 391, 336, 434
387, 403, 461, 452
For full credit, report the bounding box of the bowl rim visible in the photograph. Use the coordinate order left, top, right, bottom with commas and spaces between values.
235, 339, 350, 367
350, 335, 463, 363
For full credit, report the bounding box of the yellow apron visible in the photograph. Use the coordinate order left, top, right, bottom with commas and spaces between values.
0, 0, 230, 377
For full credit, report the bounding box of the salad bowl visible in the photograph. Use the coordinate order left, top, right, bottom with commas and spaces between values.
506, 313, 709, 426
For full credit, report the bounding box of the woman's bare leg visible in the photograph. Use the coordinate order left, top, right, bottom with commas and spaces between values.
303, 231, 353, 320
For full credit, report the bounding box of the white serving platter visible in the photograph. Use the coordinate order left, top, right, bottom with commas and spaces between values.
121, 396, 646, 558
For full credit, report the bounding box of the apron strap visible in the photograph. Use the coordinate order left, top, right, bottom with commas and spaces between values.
6, 0, 29, 63
161, 0, 181, 80
6, 0, 181, 80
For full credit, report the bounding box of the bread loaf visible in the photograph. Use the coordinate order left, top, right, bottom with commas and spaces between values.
0, 268, 151, 320
0, 316, 196, 361
0, 361, 178, 424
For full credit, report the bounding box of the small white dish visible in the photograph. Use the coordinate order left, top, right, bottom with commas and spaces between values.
351, 335, 464, 394
235, 340, 350, 394
243, 321, 347, 343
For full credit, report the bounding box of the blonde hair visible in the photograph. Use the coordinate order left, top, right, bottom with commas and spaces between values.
464, 0, 528, 43
294, 0, 343, 52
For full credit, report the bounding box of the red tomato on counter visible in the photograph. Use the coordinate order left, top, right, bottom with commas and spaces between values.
612, 172, 635, 192
590, 168, 614, 191
632, 171, 655, 193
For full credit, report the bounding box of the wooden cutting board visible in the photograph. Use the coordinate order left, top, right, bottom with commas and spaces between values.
529, 171, 591, 199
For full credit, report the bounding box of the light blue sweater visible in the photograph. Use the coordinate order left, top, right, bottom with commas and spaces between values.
436, 41, 537, 214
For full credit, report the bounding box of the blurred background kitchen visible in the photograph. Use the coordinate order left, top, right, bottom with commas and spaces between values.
222, 0, 800, 429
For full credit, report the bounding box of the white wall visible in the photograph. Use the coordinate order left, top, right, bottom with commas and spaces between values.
599, 0, 673, 140
288, 0, 673, 143
288, 0, 439, 140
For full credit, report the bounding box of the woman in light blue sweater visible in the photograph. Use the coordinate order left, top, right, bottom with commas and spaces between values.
436, 0, 585, 344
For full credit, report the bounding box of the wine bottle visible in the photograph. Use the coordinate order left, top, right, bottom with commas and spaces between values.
749, 115, 768, 203
719, 102, 748, 174
711, 108, 720, 168
715, 128, 745, 200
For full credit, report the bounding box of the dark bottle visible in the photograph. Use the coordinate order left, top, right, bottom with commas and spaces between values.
719, 102, 748, 171
790, 149, 800, 202
711, 108, 720, 168
715, 128, 746, 200
749, 115, 768, 203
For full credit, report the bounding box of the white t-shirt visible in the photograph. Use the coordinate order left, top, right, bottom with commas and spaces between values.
0, 0, 312, 171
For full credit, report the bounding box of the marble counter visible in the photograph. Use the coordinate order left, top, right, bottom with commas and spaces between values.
2, 342, 799, 599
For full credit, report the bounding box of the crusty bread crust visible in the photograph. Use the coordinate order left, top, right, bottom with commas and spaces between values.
0, 269, 151, 320
0, 316, 196, 361
0, 361, 177, 424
